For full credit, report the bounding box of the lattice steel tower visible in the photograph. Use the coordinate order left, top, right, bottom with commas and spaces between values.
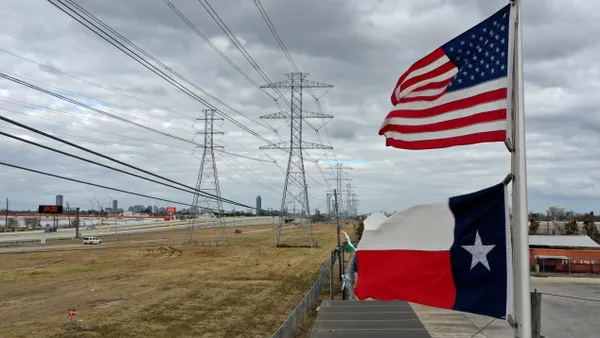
260, 72, 333, 247
327, 163, 353, 217
187, 108, 224, 244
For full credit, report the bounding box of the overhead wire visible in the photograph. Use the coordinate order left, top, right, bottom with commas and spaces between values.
0, 47, 197, 121
189, 0, 335, 194
251, 0, 338, 190
0, 130, 252, 207
49, 0, 276, 143
161, 0, 277, 102
0, 122, 272, 165
196, 0, 291, 108
253, 0, 299, 72
0, 71, 201, 145
0, 115, 252, 208
0, 101, 274, 163
0, 68, 198, 133
0, 161, 224, 211
0, 97, 195, 138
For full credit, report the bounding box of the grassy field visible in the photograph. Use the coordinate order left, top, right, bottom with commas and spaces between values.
0, 222, 351, 337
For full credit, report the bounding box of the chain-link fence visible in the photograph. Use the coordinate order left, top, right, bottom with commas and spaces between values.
531, 256, 600, 275
343, 251, 357, 299
270, 263, 329, 338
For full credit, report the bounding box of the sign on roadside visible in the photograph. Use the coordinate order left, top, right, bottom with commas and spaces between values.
38, 205, 63, 213
166, 207, 176, 213
41, 238, 46, 244
68, 308, 76, 317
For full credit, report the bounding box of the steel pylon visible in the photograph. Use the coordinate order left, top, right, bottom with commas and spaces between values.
259, 72, 333, 247
187, 108, 225, 244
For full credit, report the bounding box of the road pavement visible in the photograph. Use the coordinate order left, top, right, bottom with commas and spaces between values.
0, 221, 285, 254
0, 216, 275, 244
532, 276, 600, 338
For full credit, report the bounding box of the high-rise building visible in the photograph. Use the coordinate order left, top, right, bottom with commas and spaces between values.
113, 200, 118, 212
256, 196, 262, 214
55, 194, 63, 207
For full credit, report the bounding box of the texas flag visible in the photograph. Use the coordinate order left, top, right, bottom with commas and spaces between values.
353, 182, 513, 319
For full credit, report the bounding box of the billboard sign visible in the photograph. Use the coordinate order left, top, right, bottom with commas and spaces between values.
166, 207, 177, 213
38, 205, 63, 213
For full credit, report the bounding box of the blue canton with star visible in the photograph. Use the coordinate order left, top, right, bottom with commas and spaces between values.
442, 5, 510, 93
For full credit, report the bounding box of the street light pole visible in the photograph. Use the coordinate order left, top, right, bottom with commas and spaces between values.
92, 197, 100, 226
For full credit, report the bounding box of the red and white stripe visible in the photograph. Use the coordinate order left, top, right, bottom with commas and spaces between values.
380, 48, 507, 150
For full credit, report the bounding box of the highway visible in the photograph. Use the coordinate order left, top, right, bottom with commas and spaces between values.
0, 222, 284, 254
0, 216, 275, 245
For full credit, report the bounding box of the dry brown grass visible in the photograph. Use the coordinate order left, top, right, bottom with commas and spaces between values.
0, 223, 351, 338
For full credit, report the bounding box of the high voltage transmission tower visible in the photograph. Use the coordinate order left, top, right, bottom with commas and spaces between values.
327, 163, 352, 217
259, 72, 333, 247
345, 183, 354, 217
187, 109, 225, 244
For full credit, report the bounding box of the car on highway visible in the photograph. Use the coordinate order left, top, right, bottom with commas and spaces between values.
83, 237, 102, 245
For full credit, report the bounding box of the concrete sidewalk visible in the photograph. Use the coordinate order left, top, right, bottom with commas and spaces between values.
411, 303, 515, 338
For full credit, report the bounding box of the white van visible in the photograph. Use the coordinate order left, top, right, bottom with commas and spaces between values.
83, 237, 102, 245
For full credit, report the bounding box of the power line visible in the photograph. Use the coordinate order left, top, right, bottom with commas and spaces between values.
253, 0, 299, 72
0, 161, 222, 211
195, 0, 291, 107
0, 115, 252, 209
0, 47, 197, 121
0, 105, 274, 163
162, 0, 277, 102
0, 71, 200, 146
48, 0, 275, 144
0, 130, 256, 209
0, 67, 197, 132
0, 97, 195, 138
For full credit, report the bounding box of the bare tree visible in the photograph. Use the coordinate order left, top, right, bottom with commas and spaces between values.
24, 217, 40, 230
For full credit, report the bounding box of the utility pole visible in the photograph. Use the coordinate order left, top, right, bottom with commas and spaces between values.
187, 109, 225, 244
326, 192, 331, 224
75, 208, 80, 239
327, 163, 352, 219
259, 72, 333, 248
4, 198, 7, 229
334, 189, 345, 300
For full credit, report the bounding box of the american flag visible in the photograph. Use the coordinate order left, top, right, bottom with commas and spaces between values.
379, 5, 512, 150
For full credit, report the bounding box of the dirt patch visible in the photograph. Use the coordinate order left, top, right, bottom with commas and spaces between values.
93, 299, 123, 309
143, 246, 183, 258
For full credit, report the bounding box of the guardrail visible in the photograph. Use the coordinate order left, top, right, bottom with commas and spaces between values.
270, 263, 329, 338
0, 236, 77, 247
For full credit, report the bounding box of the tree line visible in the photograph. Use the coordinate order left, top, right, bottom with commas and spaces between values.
528, 211, 600, 243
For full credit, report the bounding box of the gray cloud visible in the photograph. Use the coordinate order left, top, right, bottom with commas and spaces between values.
0, 0, 599, 215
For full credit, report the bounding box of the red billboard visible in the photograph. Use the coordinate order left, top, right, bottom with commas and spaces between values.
166, 207, 177, 213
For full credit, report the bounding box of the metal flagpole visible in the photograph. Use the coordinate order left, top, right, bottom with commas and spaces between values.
511, 0, 532, 337
505, 0, 520, 334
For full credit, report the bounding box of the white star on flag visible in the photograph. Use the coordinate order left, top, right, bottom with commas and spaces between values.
461, 231, 495, 271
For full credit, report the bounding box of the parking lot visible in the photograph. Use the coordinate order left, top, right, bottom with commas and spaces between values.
532, 276, 600, 338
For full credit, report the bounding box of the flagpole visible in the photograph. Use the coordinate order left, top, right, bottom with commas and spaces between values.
511, 0, 531, 337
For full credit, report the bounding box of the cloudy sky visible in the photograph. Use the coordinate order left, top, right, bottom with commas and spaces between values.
0, 0, 598, 215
